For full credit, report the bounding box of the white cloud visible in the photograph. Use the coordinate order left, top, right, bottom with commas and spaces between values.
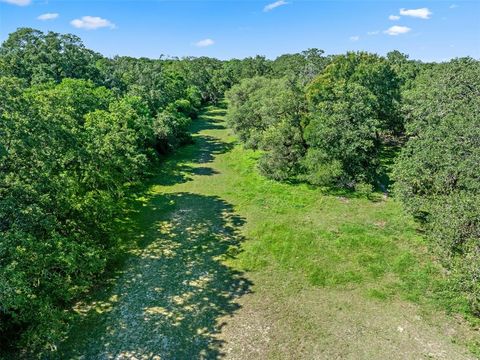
71, 16, 115, 30
194, 38, 215, 47
389, 15, 400, 21
367, 30, 380, 35
399, 8, 432, 19
349, 35, 360, 41
449, 4, 458, 9
0, 0, 31, 6
37, 13, 59, 21
384, 25, 411, 36
264, 0, 288, 12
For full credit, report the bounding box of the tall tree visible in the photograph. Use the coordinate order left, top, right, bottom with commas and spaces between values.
0, 28, 101, 84
393, 58, 480, 313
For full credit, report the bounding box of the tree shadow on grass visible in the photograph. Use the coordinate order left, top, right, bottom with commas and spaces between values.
55, 106, 250, 359
200, 108, 227, 119
152, 114, 234, 186
190, 135, 234, 165
192, 120, 226, 132
56, 192, 251, 359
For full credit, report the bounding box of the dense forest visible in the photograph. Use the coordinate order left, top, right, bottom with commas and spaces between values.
0, 28, 478, 356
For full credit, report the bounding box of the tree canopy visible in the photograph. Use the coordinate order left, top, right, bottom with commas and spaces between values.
1, 27, 478, 354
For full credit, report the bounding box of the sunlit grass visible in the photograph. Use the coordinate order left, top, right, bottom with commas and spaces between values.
56, 105, 478, 358
191, 107, 477, 326
164, 103, 476, 324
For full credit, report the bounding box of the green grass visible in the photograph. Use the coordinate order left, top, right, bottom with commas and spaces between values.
195, 113, 452, 309
55, 104, 478, 358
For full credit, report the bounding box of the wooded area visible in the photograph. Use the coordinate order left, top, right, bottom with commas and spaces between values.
0, 28, 478, 356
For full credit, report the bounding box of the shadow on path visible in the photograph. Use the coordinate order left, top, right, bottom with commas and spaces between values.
56, 110, 251, 359
152, 111, 234, 187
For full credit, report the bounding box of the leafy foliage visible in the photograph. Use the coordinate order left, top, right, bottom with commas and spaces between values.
393, 58, 480, 314
226, 51, 480, 319
0, 29, 211, 354
307, 52, 401, 134
154, 104, 193, 154
258, 117, 306, 181
0, 28, 102, 85
0, 79, 156, 352
1, 25, 479, 355
226, 76, 307, 180
271, 48, 330, 85
226, 77, 305, 149
304, 82, 381, 186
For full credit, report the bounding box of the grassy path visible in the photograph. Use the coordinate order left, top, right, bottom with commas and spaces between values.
57, 106, 478, 359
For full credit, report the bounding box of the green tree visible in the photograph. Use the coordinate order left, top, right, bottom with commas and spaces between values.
226, 76, 304, 149
303, 52, 401, 187
393, 58, 480, 314
153, 105, 192, 154
0, 28, 101, 84
272, 48, 329, 84
258, 117, 306, 181
307, 52, 401, 134
304, 82, 381, 186
0, 78, 159, 352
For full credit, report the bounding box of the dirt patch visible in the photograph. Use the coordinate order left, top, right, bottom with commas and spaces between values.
216, 275, 477, 359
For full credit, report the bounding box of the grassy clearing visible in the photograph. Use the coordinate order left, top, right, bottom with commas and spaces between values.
56, 105, 479, 358
200, 108, 469, 315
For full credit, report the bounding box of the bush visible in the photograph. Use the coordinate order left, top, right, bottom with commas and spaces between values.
185, 85, 202, 114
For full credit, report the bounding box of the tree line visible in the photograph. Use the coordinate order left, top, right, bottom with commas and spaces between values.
226, 52, 479, 319
0, 27, 478, 355
0, 28, 274, 355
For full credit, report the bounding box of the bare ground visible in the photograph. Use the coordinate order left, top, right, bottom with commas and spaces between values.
217, 273, 477, 359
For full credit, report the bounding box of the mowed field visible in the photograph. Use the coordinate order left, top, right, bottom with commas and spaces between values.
57, 106, 479, 359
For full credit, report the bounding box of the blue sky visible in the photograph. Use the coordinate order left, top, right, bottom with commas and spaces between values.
0, 0, 479, 61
